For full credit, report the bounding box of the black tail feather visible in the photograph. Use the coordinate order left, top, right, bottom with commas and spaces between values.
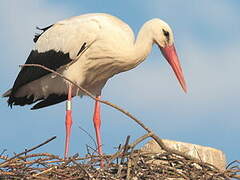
8, 95, 39, 108
34, 24, 53, 43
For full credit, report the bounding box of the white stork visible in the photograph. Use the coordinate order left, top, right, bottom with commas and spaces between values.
3, 13, 187, 160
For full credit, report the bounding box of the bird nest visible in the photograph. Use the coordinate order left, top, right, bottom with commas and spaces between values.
0, 136, 239, 180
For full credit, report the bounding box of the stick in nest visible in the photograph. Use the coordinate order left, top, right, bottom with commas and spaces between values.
0, 136, 57, 167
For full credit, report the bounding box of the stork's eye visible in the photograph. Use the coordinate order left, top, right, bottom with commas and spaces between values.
162, 29, 170, 41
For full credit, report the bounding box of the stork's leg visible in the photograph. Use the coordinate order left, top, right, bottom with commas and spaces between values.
64, 84, 73, 158
93, 96, 103, 166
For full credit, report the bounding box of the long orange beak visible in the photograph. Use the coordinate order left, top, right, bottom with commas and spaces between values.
160, 44, 187, 93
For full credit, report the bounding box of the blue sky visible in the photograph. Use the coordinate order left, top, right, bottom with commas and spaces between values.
0, 0, 239, 163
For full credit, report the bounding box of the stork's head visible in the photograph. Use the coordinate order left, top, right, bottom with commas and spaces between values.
150, 19, 187, 93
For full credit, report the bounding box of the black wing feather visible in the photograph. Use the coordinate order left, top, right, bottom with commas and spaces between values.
8, 50, 72, 107
31, 94, 67, 110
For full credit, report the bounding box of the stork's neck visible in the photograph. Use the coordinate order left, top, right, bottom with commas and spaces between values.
131, 21, 154, 67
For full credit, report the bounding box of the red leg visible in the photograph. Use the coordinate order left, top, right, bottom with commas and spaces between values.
64, 84, 73, 158
93, 96, 103, 166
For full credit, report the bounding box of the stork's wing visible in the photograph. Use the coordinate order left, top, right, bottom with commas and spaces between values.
7, 17, 101, 107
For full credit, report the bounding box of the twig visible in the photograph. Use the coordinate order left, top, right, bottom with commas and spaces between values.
226, 160, 240, 169
0, 149, 7, 157
78, 125, 97, 150
116, 144, 121, 164
107, 133, 152, 165
116, 164, 123, 177
71, 158, 93, 179
0, 136, 56, 167
32, 166, 58, 177
120, 135, 130, 164
126, 157, 132, 180
129, 132, 153, 150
